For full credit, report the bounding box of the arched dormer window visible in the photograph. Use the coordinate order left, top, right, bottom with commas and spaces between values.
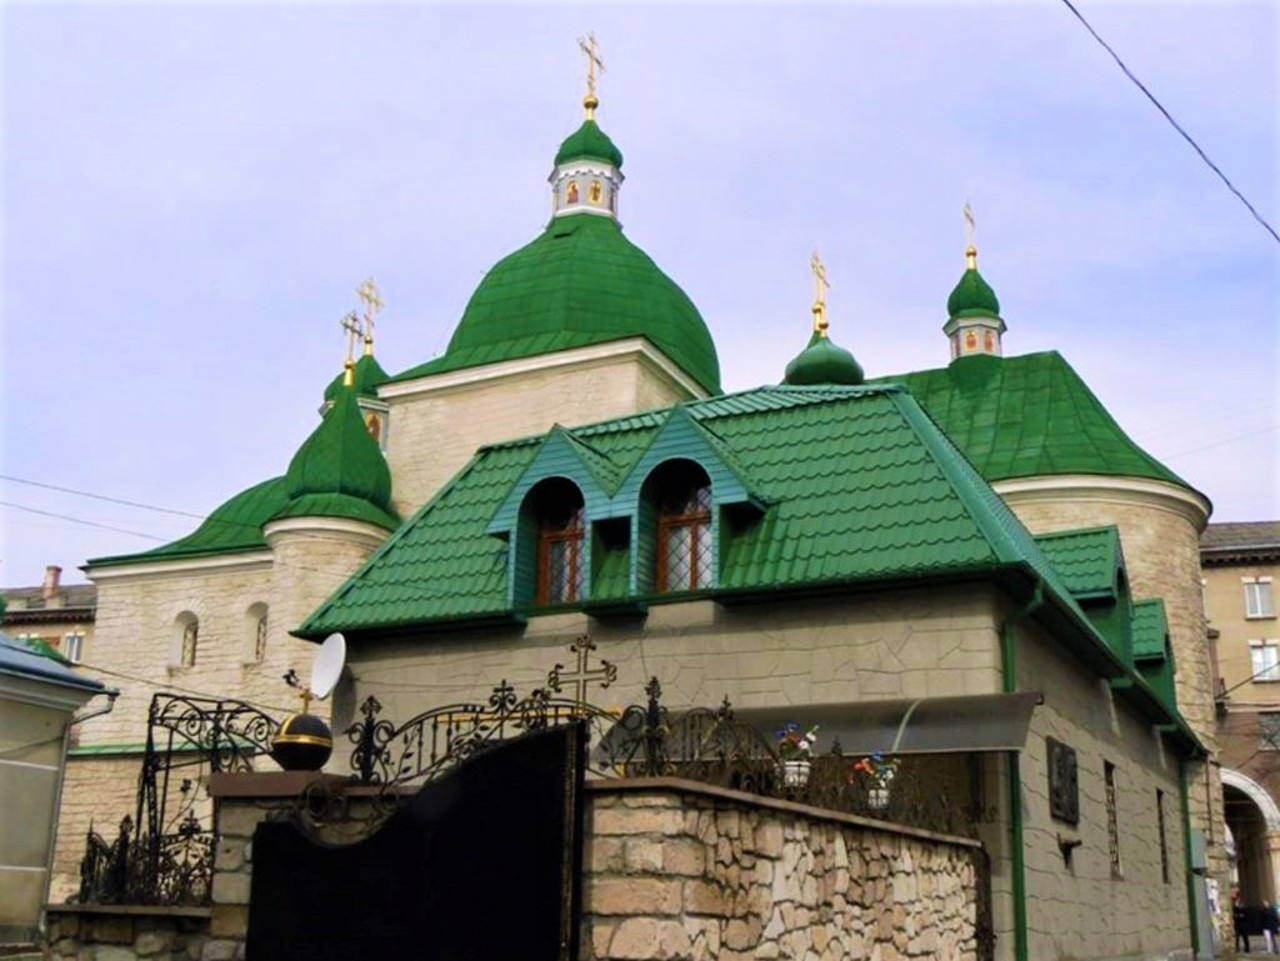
172, 611, 199, 669
647, 461, 713, 593
520, 478, 586, 606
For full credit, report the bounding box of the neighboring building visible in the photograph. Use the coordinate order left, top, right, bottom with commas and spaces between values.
2, 565, 97, 666
0, 616, 107, 948
54, 75, 1227, 959
1203, 521, 1280, 908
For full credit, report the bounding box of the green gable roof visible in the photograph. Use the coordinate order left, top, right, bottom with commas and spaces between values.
390, 214, 721, 395
871, 351, 1190, 488
555, 119, 624, 168
89, 476, 289, 567
1033, 526, 1122, 600
300, 384, 1105, 649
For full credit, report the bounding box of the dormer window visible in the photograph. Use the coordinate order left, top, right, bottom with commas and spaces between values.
649, 461, 713, 593
540, 503, 586, 604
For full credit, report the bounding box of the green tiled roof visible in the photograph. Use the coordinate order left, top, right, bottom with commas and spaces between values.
555, 119, 624, 168
784, 332, 865, 386
1132, 599, 1171, 661
390, 214, 720, 394
300, 384, 1102, 642
323, 355, 390, 402
871, 351, 1190, 488
276, 386, 398, 530
89, 477, 289, 567
947, 266, 1000, 319
1033, 527, 1122, 599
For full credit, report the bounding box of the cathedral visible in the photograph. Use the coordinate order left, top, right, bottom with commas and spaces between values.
57, 61, 1222, 961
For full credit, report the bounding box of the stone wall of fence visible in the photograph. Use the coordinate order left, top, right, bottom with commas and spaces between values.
43, 773, 983, 961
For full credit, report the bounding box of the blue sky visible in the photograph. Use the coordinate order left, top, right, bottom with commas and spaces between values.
2, 1, 1277, 586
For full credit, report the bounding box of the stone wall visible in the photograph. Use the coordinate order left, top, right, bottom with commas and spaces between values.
44, 906, 210, 961
583, 782, 981, 961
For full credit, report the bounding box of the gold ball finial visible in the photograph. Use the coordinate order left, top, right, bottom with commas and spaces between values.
342, 358, 356, 388
966, 245, 979, 270
584, 92, 599, 119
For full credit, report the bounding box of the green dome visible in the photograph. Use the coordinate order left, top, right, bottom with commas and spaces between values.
279, 386, 398, 530
393, 215, 721, 394
554, 119, 623, 168
947, 267, 1001, 319
324, 354, 389, 402
784, 332, 865, 386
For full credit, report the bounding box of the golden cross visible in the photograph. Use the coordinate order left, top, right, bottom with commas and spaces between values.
357, 277, 383, 355
963, 200, 978, 268
340, 310, 363, 380
578, 33, 605, 117
547, 635, 617, 708
810, 250, 830, 335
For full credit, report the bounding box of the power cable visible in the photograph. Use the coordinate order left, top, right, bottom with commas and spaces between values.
0, 474, 206, 519
76, 660, 299, 716
0, 500, 169, 542
1059, 0, 1279, 245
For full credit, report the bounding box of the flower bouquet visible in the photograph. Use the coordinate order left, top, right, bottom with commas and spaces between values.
776, 722, 819, 787
849, 752, 901, 810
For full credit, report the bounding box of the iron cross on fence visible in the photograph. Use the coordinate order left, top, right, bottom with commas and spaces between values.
548, 636, 617, 707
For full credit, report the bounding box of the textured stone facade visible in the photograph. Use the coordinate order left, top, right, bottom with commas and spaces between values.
583, 784, 981, 961
44, 906, 210, 961
382, 342, 700, 517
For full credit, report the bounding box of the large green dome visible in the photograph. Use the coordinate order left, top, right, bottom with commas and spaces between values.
393, 214, 721, 393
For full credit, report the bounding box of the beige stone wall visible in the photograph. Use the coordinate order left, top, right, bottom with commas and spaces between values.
44, 907, 210, 961
583, 786, 980, 961
384, 349, 697, 518
999, 483, 1228, 922
49, 754, 141, 904
1014, 609, 1190, 960
339, 587, 1005, 738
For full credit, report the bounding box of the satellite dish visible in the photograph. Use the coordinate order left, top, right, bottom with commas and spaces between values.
310, 633, 347, 700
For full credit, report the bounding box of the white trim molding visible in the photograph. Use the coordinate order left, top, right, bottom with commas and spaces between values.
88, 551, 273, 584
379, 337, 710, 405
1222, 768, 1280, 831
263, 515, 393, 554
994, 474, 1211, 530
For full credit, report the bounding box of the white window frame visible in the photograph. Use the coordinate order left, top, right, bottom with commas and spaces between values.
63, 632, 85, 664
1250, 640, 1280, 681
1244, 577, 1276, 619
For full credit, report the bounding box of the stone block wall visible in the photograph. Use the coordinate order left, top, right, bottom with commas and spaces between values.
44, 906, 210, 961
582, 782, 981, 961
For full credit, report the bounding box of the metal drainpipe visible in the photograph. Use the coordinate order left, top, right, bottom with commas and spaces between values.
1179, 759, 1201, 957
1002, 583, 1043, 961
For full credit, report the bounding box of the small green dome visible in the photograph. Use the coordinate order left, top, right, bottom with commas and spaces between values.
393, 215, 720, 394
947, 267, 1001, 319
324, 354, 389, 402
278, 386, 398, 530
784, 332, 865, 386
555, 119, 624, 169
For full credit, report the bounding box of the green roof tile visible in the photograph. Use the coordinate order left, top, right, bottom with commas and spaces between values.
1132, 599, 1172, 661
390, 215, 720, 395
89, 477, 289, 567
871, 351, 1190, 487
1033, 527, 1122, 599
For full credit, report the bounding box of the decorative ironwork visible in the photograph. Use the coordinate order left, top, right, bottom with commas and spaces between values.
1047, 736, 1080, 824
547, 635, 616, 706
77, 694, 278, 905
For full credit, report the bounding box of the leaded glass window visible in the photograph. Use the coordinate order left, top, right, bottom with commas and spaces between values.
538, 504, 585, 604
657, 482, 712, 592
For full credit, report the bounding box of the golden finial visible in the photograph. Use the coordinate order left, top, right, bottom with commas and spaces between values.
578, 33, 605, 120
340, 310, 362, 387
963, 199, 978, 270
356, 277, 383, 356
810, 250, 831, 337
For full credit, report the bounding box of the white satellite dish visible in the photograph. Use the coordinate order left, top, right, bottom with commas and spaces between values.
310, 633, 347, 701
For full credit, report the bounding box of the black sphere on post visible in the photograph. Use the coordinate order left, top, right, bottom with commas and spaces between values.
271, 712, 334, 771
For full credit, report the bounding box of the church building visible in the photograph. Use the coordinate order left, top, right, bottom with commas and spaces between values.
59, 57, 1223, 961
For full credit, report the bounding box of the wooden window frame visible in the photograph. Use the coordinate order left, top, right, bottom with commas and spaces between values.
656, 486, 712, 593
537, 506, 585, 605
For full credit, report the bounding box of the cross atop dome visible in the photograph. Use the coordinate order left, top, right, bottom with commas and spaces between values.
579, 32, 605, 120
551, 34, 625, 221
944, 201, 1006, 361
784, 251, 863, 386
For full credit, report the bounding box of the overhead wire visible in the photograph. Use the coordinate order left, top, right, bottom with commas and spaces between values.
1058, 0, 1279, 245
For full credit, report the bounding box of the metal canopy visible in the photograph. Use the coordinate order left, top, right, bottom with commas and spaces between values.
736, 691, 1043, 756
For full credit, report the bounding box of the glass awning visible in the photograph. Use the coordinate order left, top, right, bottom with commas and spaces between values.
735, 691, 1043, 756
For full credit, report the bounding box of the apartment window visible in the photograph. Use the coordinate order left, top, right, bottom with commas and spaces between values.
1156, 789, 1169, 884
1104, 761, 1122, 877
1250, 640, 1280, 681
1261, 713, 1280, 751
63, 632, 85, 664
1245, 578, 1276, 619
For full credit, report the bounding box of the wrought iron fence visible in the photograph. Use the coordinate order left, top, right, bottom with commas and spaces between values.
78, 694, 278, 905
